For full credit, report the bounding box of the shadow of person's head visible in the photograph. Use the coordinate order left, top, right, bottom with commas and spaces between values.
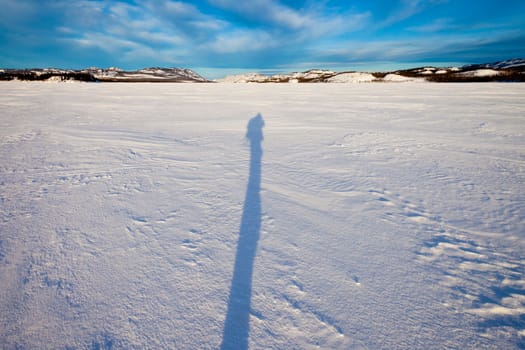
246, 113, 264, 143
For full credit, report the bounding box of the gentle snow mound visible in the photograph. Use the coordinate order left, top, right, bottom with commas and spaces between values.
459, 69, 501, 77
382, 74, 425, 82
217, 73, 268, 83
326, 72, 376, 83
45, 76, 80, 83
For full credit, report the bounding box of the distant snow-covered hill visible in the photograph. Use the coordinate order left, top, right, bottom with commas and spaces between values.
463, 58, 525, 70
86, 67, 209, 82
0, 67, 209, 82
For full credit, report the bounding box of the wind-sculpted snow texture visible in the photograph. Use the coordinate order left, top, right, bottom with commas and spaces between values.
0, 82, 524, 349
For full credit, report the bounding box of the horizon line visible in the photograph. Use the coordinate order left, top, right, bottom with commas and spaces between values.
1, 57, 523, 80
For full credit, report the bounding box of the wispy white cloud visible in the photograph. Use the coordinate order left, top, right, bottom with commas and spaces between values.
408, 17, 521, 34
407, 18, 456, 32
145, 0, 227, 38
314, 29, 525, 65
208, 29, 276, 53
55, 1, 215, 57
209, 0, 369, 37
377, 0, 449, 29
209, 0, 307, 29
69, 32, 144, 53
0, 0, 38, 26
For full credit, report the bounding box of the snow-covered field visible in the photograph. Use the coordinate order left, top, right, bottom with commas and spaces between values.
1, 82, 524, 349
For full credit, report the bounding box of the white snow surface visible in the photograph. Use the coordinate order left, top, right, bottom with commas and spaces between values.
1, 82, 524, 349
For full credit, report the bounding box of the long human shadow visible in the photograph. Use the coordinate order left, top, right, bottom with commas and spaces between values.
220, 114, 264, 350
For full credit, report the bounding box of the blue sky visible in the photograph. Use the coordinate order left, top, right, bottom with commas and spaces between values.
1, 0, 524, 77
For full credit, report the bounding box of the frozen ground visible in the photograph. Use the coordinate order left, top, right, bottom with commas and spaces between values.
0, 82, 524, 349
